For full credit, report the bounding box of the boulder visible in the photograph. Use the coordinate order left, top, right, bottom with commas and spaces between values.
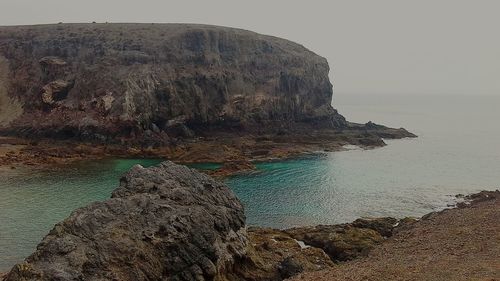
286, 224, 385, 262
4, 161, 247, 281
351, 217, 398, 237
232, 227, 333, 281
39, 56, 67, 67
278, 257, 305, 279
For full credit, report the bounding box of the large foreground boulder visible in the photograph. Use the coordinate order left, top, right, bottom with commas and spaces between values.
4, 161, 247, 281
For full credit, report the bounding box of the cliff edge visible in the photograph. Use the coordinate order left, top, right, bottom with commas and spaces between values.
0, 23, 346, 143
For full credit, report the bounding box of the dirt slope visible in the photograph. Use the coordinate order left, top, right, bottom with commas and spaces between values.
290, 191, 500, 281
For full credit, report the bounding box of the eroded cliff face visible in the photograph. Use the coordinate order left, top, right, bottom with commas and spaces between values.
0, 23, 346, 143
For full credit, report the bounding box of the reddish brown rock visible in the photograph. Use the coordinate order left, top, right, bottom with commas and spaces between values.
0, 23, 347, 143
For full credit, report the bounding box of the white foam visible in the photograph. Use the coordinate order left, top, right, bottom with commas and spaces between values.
295, 239, 311, 249
342, 144, 362, 150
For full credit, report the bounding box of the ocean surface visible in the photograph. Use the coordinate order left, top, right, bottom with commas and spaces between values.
1, 94, 499, 270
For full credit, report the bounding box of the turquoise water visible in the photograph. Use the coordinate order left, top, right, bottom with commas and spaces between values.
1, 94, 500, 270
229, 94, 500, 227
0, 159, 163, 271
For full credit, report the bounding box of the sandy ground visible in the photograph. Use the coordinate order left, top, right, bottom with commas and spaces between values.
290, 191, 500, 281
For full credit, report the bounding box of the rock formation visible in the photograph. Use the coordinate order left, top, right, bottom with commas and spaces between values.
285, 219, 395, 262
4, 162, 247, 281
233, 228, 334, 280
0, 23, 347, 143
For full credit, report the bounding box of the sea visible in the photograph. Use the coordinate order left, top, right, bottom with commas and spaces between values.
0, 93, 499, 270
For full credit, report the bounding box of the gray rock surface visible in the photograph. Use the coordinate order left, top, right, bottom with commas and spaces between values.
0, 23, 346, 142
4, 161, 247, 281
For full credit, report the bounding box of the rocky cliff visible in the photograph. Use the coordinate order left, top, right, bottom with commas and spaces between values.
0, 23, 346, 143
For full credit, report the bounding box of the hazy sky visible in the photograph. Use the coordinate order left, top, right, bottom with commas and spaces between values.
0, 0, 498, 96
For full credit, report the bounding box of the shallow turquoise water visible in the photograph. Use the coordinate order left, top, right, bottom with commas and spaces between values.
229, 94, 500, 227
1, 94, 499, 270
0, 159, 163, 270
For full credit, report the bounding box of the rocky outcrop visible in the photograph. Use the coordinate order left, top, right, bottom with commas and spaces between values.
231, 218, 407, 280
285, 226, 382, 262
4, 161, 247, 281
0, 23, 347, 142
232, 228, 334, 281
285, 217, 400, 262
351, 217, 398, 237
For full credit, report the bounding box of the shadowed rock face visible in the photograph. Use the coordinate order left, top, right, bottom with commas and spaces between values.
0, 23, 346, 142
4, 162, 247, 281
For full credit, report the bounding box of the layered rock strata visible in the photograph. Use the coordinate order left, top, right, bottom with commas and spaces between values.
0, 23, 347, 143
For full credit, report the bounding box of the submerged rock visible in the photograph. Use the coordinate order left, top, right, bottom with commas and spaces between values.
209, 160, 257, 178
4, 161, 247, 281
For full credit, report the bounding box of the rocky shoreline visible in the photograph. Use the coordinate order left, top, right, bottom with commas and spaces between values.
2, 162, 497, 280
291, 190, 500, 281
0, 122, 415, 176
0, 23, 416, 177
2, 23, 494, 281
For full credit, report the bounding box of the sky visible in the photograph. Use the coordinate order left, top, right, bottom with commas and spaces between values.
0, 0, 498, 96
